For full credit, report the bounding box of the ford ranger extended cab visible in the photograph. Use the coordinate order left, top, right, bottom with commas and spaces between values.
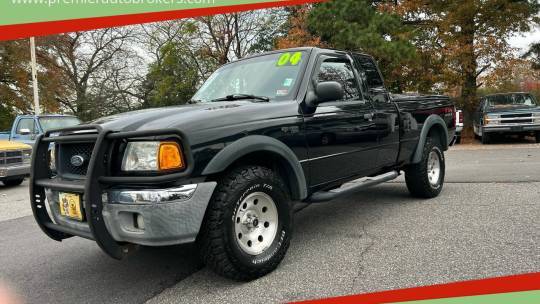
30, 48, 455, 281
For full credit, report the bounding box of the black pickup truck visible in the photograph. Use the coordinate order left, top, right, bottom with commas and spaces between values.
31, 47, 455, 281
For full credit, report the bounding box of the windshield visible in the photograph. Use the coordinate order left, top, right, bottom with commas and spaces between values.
487, 94, 538, 108
39, 117, 81, 132
192, 51, 306, 102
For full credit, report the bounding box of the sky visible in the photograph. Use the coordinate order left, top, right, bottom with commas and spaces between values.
508, 25, 540, 54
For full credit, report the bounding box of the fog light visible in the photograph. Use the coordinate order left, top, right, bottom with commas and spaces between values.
135, 214, 145, 230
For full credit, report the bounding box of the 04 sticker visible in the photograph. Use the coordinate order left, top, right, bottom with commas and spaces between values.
277, 52, 302, 67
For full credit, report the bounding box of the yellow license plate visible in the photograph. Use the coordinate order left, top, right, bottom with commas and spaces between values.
59, 192, 83, 221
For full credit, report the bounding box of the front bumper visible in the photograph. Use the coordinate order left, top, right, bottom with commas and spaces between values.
43, 182, 216, 247
102, 183, 216, 246
0, 163, 30, 180
483, 124, 540, 133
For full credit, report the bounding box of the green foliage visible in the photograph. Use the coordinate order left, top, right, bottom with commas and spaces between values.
307, 0, 417, 92
523, 43, 540, 70
145, 42, 201, 108
0, 103, 15, 131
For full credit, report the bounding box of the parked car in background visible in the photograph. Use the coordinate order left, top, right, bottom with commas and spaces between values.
454, 109, 463, 144
31, 47, 455, 281
0, 140, 32, 186
0, 114, 81, 146
473, 93, 540, 144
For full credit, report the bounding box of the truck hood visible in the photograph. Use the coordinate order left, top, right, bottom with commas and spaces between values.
90, 100, 296, 134
0, 140, 32, 151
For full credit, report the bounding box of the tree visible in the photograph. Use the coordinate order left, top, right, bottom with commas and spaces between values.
523, 42, 540, 70
307, 0, 418, 92
45, 28, 144, 121
195, 9, 287, 65
276, 5, 324, 49
0, 103, 15, 130
395, 0, 540, 110
144, 42, 200, 107
0, 39, 66, 116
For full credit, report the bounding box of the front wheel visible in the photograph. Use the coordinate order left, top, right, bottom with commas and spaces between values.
405, 137, 445, 198
2, 178, 25, 187
198, 165, 292, 281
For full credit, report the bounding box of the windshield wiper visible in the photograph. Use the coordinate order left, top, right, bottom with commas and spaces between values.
211, 94, 270, 103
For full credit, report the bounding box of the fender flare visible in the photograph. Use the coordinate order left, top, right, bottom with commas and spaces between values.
201, 135, 308, 200
411, 114, 449, 164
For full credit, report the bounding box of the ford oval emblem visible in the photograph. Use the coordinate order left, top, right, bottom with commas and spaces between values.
70, 155, 85, 167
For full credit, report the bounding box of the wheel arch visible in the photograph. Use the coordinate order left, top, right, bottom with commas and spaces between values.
201, 135, 308, 200
411, 114, 449, 164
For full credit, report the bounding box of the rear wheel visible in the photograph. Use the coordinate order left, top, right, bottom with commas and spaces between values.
405, 137, 445, 198
198, 165, 292, 281
2, 178, 24, 187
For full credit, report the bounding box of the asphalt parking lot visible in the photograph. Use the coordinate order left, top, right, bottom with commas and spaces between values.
1, 142, 539, 304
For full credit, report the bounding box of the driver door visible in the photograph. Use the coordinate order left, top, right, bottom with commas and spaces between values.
12, 118, 37, 145
303, 54, 378, 187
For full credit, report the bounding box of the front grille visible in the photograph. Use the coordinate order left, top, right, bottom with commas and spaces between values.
501, 113, 532, 118
0, 150, 24, 166
57, 143, 95, 176
501, 113, 533, 124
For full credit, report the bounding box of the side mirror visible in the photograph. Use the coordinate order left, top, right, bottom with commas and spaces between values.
316, 81, 344, 103
19, 128, 31, 135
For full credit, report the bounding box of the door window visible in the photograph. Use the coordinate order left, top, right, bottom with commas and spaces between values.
351, 55, 384, 89
314, 57, 360, 101
16, 119, 36, 134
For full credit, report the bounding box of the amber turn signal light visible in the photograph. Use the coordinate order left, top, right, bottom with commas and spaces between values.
158, 142, 185, 170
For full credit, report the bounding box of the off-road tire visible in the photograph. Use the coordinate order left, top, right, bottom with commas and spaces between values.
197, 165, 292, 281
405, 137, 445, 198
2, 178, 24, 187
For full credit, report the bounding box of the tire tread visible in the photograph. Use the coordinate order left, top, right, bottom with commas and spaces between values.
198, 165, 291, 281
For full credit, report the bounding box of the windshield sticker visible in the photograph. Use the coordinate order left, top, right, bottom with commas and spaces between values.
276, 89, 289, 96
283, 78, 294, 87
277, 52, 303, 67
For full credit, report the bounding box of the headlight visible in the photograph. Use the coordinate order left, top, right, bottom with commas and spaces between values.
533, 112, 540, 123
484, 114, 500, 125
121, 141, 185, 172
22, 149, 32, 164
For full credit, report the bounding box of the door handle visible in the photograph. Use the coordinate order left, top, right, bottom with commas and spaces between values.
363, 113, 374, 121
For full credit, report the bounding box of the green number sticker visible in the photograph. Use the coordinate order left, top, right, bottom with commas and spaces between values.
290, 52, 302, 65
277, 52, 303, 66
277, 53, 291, 66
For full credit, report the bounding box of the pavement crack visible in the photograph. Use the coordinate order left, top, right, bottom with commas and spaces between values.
349, 212, 380, 293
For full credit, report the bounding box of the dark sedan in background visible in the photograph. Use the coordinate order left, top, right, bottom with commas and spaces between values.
473, 92, 540, 144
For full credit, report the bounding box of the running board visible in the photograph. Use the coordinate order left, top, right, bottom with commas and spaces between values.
306, 171, 400, 203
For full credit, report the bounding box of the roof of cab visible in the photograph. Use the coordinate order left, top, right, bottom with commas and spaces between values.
16, 114, 78, 118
